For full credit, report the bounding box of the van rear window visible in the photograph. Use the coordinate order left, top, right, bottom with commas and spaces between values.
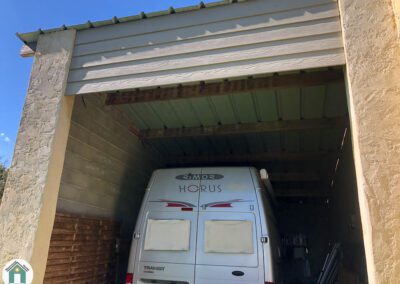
144, 219, 190, 251
204, 220, 253, 254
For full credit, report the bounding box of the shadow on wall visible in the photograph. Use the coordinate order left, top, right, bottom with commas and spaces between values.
112, 156, 157, 284
276, 133, 368, 283
328, 133, 368, 283
277, 199, 331, 283
110, 123, 166, 283
54, 94, 166, 284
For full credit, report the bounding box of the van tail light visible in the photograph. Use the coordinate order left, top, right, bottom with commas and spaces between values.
265, 282, 274, 284
126, 273, 133, 284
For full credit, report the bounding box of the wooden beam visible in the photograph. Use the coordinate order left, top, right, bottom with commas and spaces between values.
142, 117, 348, 139
167, 151, 338, 164
105, 69, 343, 105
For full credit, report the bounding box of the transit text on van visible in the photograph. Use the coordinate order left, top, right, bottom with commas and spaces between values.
144, 265, 165, 273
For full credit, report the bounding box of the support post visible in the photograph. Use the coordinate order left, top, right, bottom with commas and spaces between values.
0, 30, 76, 283
339, 0, 400, 282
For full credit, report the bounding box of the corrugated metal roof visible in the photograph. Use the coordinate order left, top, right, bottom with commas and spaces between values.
117, 68, 348, 193
17, 0, 249, 46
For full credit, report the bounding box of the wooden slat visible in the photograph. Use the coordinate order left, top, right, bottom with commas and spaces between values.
74, 0, 336, 46
67, 0, 343, 95
106, 69, 343, 105
44, 213, 120, 284
168, 151, 338, 164
71, 6, 340, 69
141, 117, 347, 139
59, 94, 163, 217
69, 30, 342, 82
67, 49, 344, 95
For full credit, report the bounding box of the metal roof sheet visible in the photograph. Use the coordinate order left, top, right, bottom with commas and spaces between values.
122, 69, 348, 155
17, 0, 248, 46
114, 67, 348, 194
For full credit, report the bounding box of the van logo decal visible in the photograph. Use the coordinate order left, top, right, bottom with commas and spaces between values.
175, 174, 224, 180
179, 184, 222, 193
201, 199, 252, 210
150, 199, 196, 208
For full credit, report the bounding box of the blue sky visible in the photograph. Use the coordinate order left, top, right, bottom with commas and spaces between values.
0, 0, 203, 166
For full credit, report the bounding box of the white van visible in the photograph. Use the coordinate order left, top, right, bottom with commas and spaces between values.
126, 167, 280, 284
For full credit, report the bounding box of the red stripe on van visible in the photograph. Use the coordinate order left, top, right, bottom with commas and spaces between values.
166, 203, 187, 207
181, 208, 193, 211
210, 203, 232, 207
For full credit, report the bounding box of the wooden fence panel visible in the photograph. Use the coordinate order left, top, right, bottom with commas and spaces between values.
44, 213, 120, 284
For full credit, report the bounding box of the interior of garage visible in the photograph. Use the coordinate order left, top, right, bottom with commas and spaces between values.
51, 67, 368, 283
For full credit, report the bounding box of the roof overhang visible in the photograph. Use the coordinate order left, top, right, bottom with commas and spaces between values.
16, 0, 248, 50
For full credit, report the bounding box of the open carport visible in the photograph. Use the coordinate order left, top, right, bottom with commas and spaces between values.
1, 0, 399, 283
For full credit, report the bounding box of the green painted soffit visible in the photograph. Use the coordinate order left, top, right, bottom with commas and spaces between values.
17, 0, 249, 48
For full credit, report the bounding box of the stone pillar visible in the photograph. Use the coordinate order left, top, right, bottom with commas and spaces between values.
338, 0, 400, 283
0, 30, 76, 283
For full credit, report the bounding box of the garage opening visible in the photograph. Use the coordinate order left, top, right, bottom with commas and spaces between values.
49, 67, 367, 283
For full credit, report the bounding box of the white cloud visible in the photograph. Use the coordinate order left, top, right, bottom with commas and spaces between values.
0, 132, 11, 143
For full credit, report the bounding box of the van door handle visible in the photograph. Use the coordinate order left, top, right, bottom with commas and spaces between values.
232, 271, 245, 276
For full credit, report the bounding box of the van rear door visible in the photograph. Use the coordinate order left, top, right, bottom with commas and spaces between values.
195, 168, 264, 284
134, 168, 201, 284
136, 210, 198, 284
195, 212, 263, 284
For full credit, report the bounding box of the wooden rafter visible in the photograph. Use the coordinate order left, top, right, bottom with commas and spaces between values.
105, 69, 343, 105
167, 151, 338, 164
141, 117, 348, 139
